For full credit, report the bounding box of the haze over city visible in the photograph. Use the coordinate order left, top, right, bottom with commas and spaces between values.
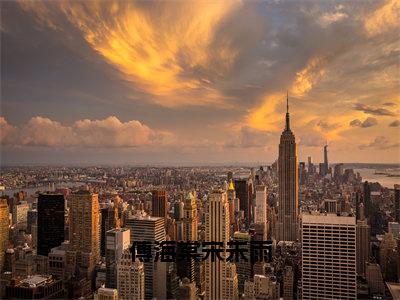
1, 0, 399, 165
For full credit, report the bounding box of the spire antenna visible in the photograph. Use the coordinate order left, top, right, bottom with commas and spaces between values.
287, 91, 289, 114
285, 91, 290, 131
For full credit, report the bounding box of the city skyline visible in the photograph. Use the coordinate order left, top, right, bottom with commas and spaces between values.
1, 0, 399, 165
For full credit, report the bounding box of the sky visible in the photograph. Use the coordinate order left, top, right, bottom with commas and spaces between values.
1, 0, 399, 165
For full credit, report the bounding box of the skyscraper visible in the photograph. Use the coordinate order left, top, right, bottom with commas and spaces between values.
68, 191, 100, 278
105, 228, 130, 288
356, 219, 370, 277
101, 205, 120, 257
126, 211, 166, 300
37, 193, 65, 257
205, 190, 238, 300
323, 143, 328, 174
302, 212, 356, 299
395, 184, 400, 222
234, 179, 252, 227
117, 249, 145, 300
177, 191, 198, 282
276, 93, 299, 242
0, 199, 9, 272
255, 185, 267, 225
151, 189, 168, 220
233, 231, 251, 295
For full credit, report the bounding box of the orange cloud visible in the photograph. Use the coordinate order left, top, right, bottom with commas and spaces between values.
291, 56, 326, 97
20, 1, 240, 107
364, 0, 400, 36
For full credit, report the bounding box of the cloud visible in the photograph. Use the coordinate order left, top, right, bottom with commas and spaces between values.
359, 136, 399, 150
350, 117, 378, 128
291, 56, 327, 97
224, 126, 272, 148
318, 11, 348, 28
353, 103, 396, 116
383, 102, 397, 107
364, 0, 400, 36
19, 1, 241, 107
299, 132, 325, 147
389, 120, 400, 127
1, 116, 173, 147
350, 119, 362, 127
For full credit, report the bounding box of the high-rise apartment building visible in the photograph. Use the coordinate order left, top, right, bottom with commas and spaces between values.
0, 199, 9, 272
105, 228, 130, 288
117, 249, 145, 300
302, 212, 356, 299
151, 190, 168, 220
205, 190, 238, 300
126, 211, 166, 300
37, 193, 65, 257
277, 94, 299, 242
68, 191, 100, 278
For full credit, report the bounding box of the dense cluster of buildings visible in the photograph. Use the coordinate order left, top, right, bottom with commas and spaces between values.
0, 97, 399, 299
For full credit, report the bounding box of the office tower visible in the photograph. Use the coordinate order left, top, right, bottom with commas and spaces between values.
166, 262, 179, 299
320, 199, 337, 214
323, 143, 328, 175
277, 93, 299, 242
0, 199, 9, 272
233, 231, 251, 295
224, 262, 238, 300
389, 222, 400, 239
101, 205, 120, 257
302, 213, 356, 299
12, 201, 29, 230
48, 242, 70, 281
379, 232, 397, 281
94, 287, 118, 300
363, 181, 371, 219
298, 162, 306, 185
126, 211, 166, 300
178, 278, 196, 300
243, 274, 280, 299
37, 194, 65, 257
27, 209, 37, 234
151, 190, 168, 220
105, 228, 130, 288
234, 179, 252, 227
283, 266, 294, 300
117, 249, 145, 300
5, 275, 66, 299
174, 200, 184, 220
255, 185, 267, 224
356, 219, 370, 277
227, 180, 238, 232
334, 163, 344, 183
205, 190, 238, 300
68, 191, 100, 278
177, 191, 198, 282
395, 185, 400, 222
365, 263, 385, 295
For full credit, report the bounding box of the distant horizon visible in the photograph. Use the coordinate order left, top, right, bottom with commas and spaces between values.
1, 161, 399, 168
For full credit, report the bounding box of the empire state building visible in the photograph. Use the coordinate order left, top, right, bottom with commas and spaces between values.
276, 93, 299, 241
